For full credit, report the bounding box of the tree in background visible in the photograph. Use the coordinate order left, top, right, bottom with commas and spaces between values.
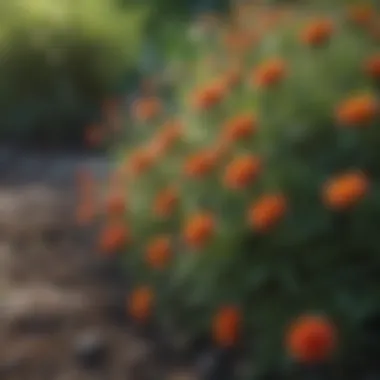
0, 0, 147, 144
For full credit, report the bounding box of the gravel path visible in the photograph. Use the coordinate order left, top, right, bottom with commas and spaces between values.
0, 149, 195, 380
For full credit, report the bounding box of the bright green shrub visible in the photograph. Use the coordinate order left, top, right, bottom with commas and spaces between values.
0, 0, 146, 139
106, 3, 380, 378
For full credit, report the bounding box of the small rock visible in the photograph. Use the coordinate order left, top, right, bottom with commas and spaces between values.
126, 336, 157, 380
126, 335, 153, 363
74, 331, 109, 370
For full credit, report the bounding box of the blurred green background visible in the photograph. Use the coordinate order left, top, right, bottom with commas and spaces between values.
0, 0, 146, 145
0, 0, 367, 146
0, 0, 231, 147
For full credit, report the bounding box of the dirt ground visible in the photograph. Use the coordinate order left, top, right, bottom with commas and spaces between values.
0, 148, 196, 380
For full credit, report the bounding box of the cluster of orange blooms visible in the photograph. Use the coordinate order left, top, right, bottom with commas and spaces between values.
75, 3, 380, 367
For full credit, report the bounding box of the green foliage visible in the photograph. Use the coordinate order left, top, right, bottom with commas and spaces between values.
109, 4, 380, 377
126, 0, 230, 22
0, 0, 147, 139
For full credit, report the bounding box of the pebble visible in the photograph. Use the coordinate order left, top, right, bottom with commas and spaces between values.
74, 331, 109, 370
126, 337, 157, 380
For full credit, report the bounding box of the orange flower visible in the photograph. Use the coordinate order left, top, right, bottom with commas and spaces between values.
84, 124, 104, 148
300, 18, 334, 46
99, 221, 130, 254
347, 4, 375, 26
132, 97, 162, 122
247, 193, 287, 232
183, 212, 215, 249
184, 150, 217, 179
286, 315, 337, 363
222, 114, 257, 142
191, 80, 226, 111
128, 149, 154, 176
336, 94, 378, 126
364, 53, 380, 80
252, 58, 287, 88
322, 171, 369, 211
224, 155, 261, 190
145, 235, 172, 270
127, 286, 154, 322
153, 186, 178, 218
212, 306, 241, 347
105, 193, 126, 218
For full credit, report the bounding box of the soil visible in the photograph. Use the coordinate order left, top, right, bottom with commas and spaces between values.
0, 148, 197, 380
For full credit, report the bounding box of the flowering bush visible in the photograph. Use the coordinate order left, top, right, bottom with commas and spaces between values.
98, 2, 380, 377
